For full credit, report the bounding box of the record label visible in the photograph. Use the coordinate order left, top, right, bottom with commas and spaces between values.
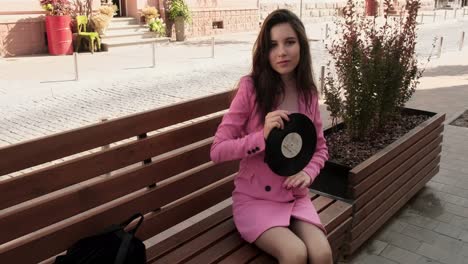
281, 132, 302, 158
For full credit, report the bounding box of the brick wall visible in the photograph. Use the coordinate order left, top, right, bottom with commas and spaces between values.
259, 1, 347, 21
0, 16, 47, 57
186, 9, 259, 37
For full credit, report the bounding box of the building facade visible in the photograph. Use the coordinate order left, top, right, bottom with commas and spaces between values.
0, 0, 259, 57
1, 0, 445, 57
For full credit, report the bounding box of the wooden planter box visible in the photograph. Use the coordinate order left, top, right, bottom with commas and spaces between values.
310, 108, 445, 255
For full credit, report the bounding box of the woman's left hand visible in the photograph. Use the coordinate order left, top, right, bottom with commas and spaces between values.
283, 171, 311, 190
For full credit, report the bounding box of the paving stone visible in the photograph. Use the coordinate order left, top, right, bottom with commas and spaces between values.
445, 202, 468, 218
415, 256, 444, 264
377, 229, 422, 252
402, 224, 440, 245
380, 245, 423, 264
400, 211, 440, 230
363, 239, 388, 256
459, 230, 468, 243
434, 222, 463, 238
416, 243, 452, 263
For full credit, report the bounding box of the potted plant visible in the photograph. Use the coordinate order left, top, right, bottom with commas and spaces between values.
141, 6, 159, 24
90, 5, 116, 35
40, 0, 74, 55
148, 18, 166, 37
168, 0, 191, 41
310, 0, 444, 255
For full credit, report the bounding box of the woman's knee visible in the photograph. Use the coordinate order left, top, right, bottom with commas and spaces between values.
308, 244, 333, 264
278, 241, 308, 264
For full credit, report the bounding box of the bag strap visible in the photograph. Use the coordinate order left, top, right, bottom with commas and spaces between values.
120, 213, 144, 235
114, 232, 133, 264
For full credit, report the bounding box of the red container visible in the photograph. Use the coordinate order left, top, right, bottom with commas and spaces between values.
45, 15, 73, 55
366, 0, 377, 16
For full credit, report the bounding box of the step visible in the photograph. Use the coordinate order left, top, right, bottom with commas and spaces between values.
101, 28, 151, 39
107, 24, 143, 31
103, 37, 170, 48
110, 17, 139, 26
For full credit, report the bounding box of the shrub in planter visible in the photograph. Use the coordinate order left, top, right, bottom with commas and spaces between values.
141, 6, 159, 24
312, 0, 444, 255
168, 0, 191, 41
324, 0, 432, 142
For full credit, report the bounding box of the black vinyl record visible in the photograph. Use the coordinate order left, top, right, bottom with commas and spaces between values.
265, 113, 317, 176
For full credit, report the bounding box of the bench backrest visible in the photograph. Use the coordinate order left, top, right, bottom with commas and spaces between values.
0, 91, 235, 263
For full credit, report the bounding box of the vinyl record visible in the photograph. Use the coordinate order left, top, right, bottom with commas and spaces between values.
265, 113, 317, 176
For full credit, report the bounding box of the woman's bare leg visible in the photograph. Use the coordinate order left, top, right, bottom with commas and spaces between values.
254, 226, 308, 264
290, 219, 333, 264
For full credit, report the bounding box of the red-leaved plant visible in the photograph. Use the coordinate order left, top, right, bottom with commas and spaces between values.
323, 0, 434, 141
40, 0, 73, 16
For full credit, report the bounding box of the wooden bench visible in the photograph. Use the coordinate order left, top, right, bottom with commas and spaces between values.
0, 91, 352, 263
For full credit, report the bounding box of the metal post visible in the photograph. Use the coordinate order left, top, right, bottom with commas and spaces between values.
460, 31, 465, 51
320, 66, 325, 93
437, 37, 444, 58
211, 37, 215, 58
444, 10, 447, 20
325, 23, 329, 39
300, 0, 303, 20
420, 13, 424, 23
73, 52, 79, 81
433, 11, 436, 22
152, 42, 156, 68
454, 8, 457, 18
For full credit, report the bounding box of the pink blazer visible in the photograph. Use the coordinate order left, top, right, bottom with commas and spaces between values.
210, 76, 328, 202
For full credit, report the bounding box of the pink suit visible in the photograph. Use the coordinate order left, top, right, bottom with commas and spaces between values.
210, 76, 329, 243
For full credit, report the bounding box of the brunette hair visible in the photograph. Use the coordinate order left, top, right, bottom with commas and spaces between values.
251, 9, 317, 120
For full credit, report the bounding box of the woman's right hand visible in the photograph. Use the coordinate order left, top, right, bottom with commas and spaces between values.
264, 110, 290, 139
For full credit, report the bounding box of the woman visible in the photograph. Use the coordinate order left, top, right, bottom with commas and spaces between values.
210, 9, 332, 264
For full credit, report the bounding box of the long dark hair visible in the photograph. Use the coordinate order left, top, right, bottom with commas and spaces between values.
251, 9, 317, 120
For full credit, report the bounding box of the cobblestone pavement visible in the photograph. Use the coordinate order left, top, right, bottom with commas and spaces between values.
1, 15, 468, 264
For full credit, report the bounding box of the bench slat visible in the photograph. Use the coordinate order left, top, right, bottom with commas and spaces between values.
218, 244, 260, 264
0, 91, 231, 177
139, 176, 235, 243
185, 231, 245, 264
319, 200, 353, 233
0, 115, 222, 210
0, 140, 216, 245
248, 254, 276, 263
312, 195, 335, 213
0, 161, 237, 263
154, 218, 237, 264
146, 205, 234, 261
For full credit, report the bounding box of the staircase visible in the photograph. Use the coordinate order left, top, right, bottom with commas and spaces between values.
101, 17, 170, 48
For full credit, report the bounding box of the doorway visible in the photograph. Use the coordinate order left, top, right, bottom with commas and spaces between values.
112, 0, 127, 17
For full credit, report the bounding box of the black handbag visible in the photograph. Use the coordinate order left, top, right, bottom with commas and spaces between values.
55, 213, 146, 264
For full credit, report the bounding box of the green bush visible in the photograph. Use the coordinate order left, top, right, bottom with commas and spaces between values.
168, 0, 191, 22
149, 18, 166, 37
323, 0, 434, 140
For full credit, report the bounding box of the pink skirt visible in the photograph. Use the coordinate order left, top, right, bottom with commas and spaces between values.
232, 193, 326, 243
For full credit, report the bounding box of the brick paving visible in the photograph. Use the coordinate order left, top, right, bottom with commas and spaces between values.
0, 16, 468, 263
